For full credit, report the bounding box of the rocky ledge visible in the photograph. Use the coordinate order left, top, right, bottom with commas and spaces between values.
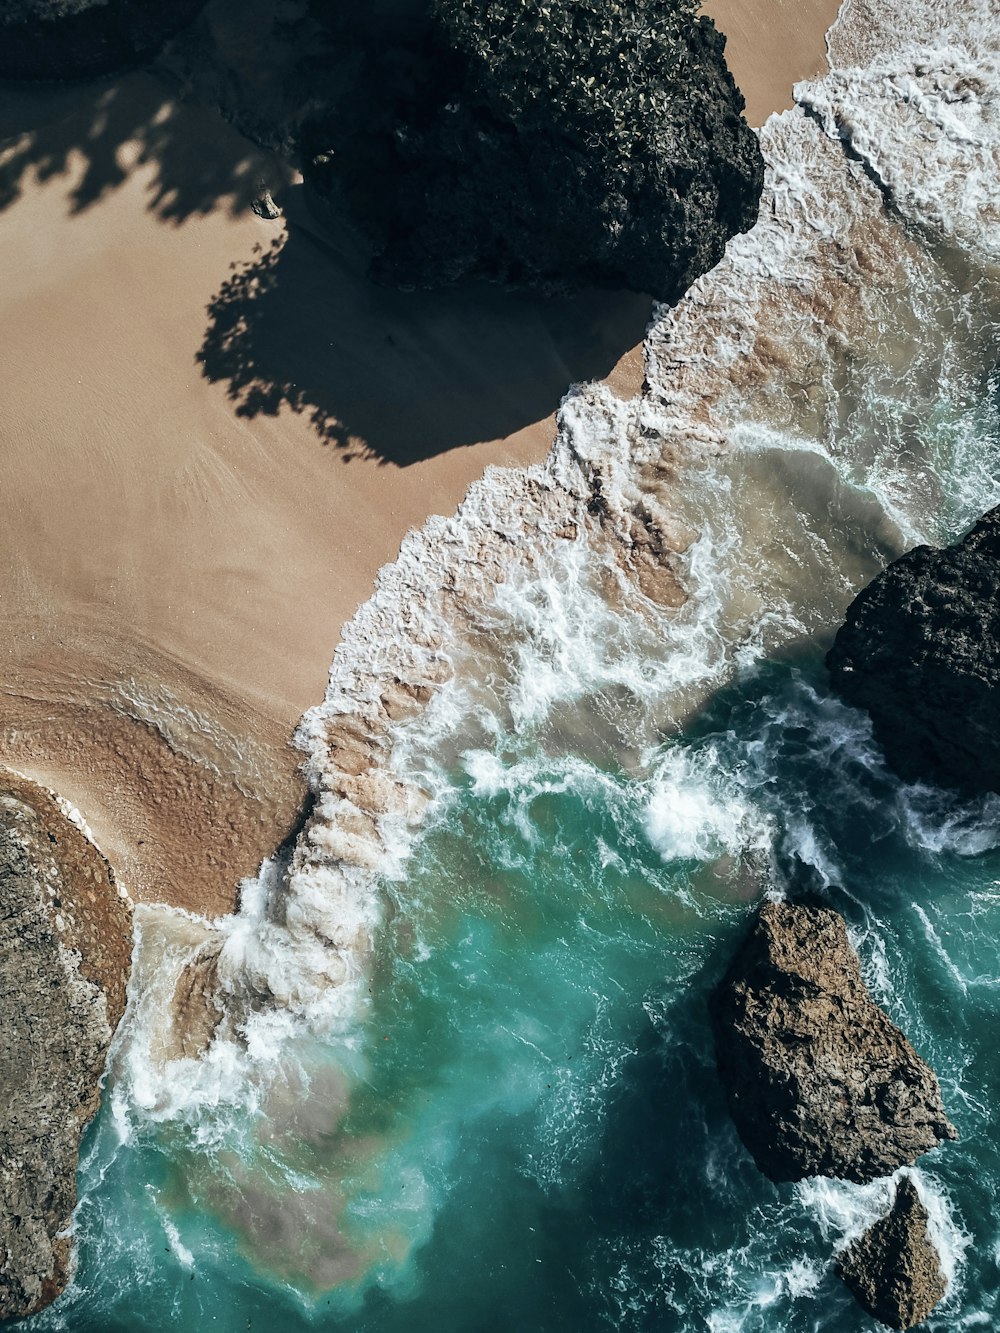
837, 1177, 948, 1329
710, 902, 957, 1184
827, 505, 1000, 795
0, 772, 132, 1322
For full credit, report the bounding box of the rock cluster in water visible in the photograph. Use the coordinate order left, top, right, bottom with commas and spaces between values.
305, 0, 764, 300
827, 505, 1000, 795
0, 774, 132, 1322
837, 1177, 948, 1330
710, 902, 957, 1184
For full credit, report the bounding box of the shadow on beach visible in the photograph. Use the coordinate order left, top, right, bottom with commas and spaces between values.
196, 185, 653, 466
0, 68, 651, 466
0, 71, 284, 223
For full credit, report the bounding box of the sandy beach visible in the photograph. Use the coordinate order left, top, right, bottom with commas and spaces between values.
0, 0, 838, 915
705, 0, 842, 127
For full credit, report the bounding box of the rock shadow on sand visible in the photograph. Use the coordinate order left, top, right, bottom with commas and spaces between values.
195, 185, 653, 466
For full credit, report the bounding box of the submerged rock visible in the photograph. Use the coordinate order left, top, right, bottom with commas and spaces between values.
827, 505, 1000, 795
710, 902, 957, 1184
837, 1177, 948, 1329
0, 773, 132, 1322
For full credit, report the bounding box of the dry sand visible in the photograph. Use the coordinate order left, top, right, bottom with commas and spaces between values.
0, 0, 836, 914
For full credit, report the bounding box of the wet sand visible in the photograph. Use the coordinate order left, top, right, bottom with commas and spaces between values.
704, 0, 843, 127
0, 0, 836, 914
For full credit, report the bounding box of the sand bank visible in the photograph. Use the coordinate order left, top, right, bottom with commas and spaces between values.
0, 0, 835, 914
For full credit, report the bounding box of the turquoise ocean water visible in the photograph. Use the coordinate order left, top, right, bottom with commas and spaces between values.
20, 1, 1000, 1328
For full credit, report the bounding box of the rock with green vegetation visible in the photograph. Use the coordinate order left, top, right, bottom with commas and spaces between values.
305, 0, 764, 300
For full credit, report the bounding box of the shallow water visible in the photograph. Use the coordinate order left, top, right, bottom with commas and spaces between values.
20, 0, 1000, 1328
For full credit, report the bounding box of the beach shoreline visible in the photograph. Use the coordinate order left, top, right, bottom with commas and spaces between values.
0, 0, 839, 914
704, 0, 842, 128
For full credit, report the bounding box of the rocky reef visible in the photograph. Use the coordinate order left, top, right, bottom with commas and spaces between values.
837, 1177, 948, 1329
827, 506, 1000, 795
0, 773, 132, 1322
305, 0, 764, 300
710, 901, 957, 1184
0, 0, 205, 80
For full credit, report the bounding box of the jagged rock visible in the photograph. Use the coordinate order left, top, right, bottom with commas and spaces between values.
710, 902, 957, 1184
837, 1177, 948, 1329
163, 942, 224, 1063
0, 774, 132, 1322
251, 188, 282, 220
304, 0, 764, 300
827, 505, 1000, 795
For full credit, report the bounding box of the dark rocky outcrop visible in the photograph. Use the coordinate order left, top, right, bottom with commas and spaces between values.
837, 1177, 948, 1329
251, 187, 282, 221
0, 0, 206, 81
710, 902, 957, 1184
0, 772, 132, 1322
827, 505, 1000, 795
304, 0, 764, 300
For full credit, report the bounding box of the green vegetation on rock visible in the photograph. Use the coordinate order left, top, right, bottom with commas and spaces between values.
306, 0, 764, 300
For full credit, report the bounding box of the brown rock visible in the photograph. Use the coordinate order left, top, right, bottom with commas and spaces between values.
251, 188, 282, 220
837, 1177, 948, 1328
163, 943, 224, 1063
710, 902, 957, 1183
0, 773, 132, 1322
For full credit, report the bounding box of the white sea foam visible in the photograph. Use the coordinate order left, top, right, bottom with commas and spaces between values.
644, 746, 770, 864
155, 1206, 195, 1272
705, 1259, 825, 1333
800, 36, 1000, 267
897, 784, 1000, 857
